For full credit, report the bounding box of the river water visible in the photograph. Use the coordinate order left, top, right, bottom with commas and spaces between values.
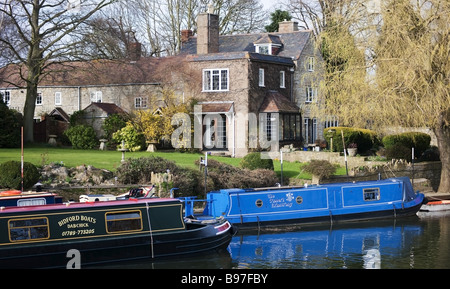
114, 211, 450, 269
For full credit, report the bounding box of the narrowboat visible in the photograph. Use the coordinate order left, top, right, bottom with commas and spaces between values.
0, 190, 63, 207
182, 177, 424, 230
0, 196, 233, 268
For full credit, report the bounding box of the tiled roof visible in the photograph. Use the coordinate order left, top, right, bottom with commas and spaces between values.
198, 102, 233, 113
187, 51, 294, 66
180, 30, 312, 60
84, 102, 127, 115
0, 56, 186, 88
259, 90, 300, 113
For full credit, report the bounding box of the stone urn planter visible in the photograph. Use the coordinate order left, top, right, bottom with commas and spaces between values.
347, 143, 358, 157
347, 148, 357, 157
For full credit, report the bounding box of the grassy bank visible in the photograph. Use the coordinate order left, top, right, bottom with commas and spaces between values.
0, 145, 347, 181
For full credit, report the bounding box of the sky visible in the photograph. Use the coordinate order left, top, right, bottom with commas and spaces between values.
261, 0, 278, 10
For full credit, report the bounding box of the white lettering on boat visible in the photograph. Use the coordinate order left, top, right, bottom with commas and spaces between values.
58, 215, 97, 237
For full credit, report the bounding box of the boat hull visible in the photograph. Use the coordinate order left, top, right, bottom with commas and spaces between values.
190, 177, 425, 231
0, 198, 234, 268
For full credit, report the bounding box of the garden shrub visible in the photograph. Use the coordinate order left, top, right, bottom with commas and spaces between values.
102, 113, 128, 148
420, 146, 440, 162
324, 127, 380, 154
382, 132, 431, 159
116, 156, 202, 197
112, 122, 145, 152
64, 125, 99, 149
0, 99, 23, 148
385, 144, 413, 161
205, 159, 278, 190
0, 161, 40, 190
116, 156, 180, 184
240, 152, 274, 170
301, 160, 337, 180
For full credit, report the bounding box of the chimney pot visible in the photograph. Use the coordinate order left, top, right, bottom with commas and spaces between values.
181, 29, 194, 43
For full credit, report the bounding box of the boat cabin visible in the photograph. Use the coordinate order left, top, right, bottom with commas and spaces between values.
0, 191, 63, 207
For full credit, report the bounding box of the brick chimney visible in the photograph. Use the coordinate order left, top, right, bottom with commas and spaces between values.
278, 20, 299, 33
128, 42, 142, 61
197, 4, 219, 54
181, 29, 194, 43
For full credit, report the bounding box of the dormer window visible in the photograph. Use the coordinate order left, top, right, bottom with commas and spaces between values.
254, 34, 283, 55
255, 43, 282, 55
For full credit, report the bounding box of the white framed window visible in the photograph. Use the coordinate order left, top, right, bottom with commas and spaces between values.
36, 92, 43, 105
55, 92, 62, 105
1, 90, 11, 106
324, 116, 339, 128
280, 71, 286, 88
203, 69, 229, 92
259, 68, 265, 87
307, 57, 315, 72
135, 97, 148, 109
90, 91, 102, 103
255, 44, 270, 55
305, 87, 317, 103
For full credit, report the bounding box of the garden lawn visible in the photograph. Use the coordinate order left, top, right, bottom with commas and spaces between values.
0, 145, 347, 180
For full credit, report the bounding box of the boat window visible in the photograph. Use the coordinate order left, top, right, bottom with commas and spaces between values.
106, 211, 143, 233
9, 217, 49, 242
296, 196, 303, 204
17, 198, 46, 206
363, 188, 380, 201
255, 199, 263, 208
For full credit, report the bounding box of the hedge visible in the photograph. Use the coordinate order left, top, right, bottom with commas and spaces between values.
324, 127, 381, 153
382, 132, 431, 159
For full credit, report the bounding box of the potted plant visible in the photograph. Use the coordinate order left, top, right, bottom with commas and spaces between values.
347, 143, 358, 157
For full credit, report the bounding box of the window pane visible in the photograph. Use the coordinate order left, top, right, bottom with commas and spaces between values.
9, 218, 49, 241
364, 188, 380, 201
203, 70, 211, 91
221, 70, 228, 90
212, 70, 220, 90
106, 211, 142, 233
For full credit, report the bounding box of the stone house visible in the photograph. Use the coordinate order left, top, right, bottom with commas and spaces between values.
81, 102, 127, 138
0, 9, 328, 157
179, 11, 328, 156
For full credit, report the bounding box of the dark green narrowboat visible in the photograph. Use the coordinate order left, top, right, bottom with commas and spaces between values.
0, 197, 233, 268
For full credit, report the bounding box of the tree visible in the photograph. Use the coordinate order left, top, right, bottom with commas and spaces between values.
104, 0, 268, 56
0, 0, 115, 143
373, 0, 449, 193
133, 88, 192, 145
313, 0, 449, 193
265, 9, 292, 32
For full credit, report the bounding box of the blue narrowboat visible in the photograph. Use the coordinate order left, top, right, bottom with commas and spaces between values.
183, 177, 424, 230
0, 195, 233, 268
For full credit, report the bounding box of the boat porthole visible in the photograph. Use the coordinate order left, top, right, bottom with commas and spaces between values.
296, 196, 303, 204
255, 199, 263, 208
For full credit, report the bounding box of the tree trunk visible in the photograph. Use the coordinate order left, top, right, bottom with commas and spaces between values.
23, 83, 38, 143
434, 109, 450, 194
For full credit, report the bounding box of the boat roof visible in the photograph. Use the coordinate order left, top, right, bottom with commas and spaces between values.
0, 197, 181, 214
220, 177, 411, 194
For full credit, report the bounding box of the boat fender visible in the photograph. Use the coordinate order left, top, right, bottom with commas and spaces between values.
0, 190, 22, 196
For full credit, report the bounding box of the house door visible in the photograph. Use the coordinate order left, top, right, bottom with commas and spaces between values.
203, 114, 227, 150
303, 117, 317, 144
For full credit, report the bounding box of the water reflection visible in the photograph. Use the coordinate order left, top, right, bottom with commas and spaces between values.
230, 218, 423, 269
95, 212, 450, 269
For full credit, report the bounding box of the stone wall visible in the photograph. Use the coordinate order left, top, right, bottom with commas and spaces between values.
284, 150, 442, 192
